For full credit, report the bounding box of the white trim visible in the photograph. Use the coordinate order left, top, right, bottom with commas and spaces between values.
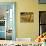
16, 38, 32, 42
5, 20, 6, 40
10, 9, 13, 18
0, 20, 6, 21
12, 4, 15, 40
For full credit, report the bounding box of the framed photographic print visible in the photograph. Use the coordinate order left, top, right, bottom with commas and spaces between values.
0, 2, 16, 40
39, 0, 46, 4
20, 12, 34, 23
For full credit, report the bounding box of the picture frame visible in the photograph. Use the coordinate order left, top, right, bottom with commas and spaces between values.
20, 12, 34, 23
0, 2, 16, 40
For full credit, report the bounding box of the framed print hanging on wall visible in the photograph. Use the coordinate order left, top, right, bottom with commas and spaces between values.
20, 12, 34, 23
0, 2, 16, 40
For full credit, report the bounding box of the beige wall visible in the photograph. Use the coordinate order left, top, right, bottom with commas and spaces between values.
16, 0, 39, 40
0, 0, 46, 40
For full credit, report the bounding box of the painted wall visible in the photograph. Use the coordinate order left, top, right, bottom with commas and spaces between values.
16, 0, 39, 40
0, 0, 45, 40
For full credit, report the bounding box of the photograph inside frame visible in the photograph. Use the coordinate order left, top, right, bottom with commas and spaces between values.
0, 2, 16, 40
20, 12, 34, 23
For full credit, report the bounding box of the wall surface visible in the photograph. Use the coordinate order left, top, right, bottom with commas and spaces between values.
0, 0, 46, 40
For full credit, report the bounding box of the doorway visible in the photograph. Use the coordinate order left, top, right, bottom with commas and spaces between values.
39, 11, 46, 35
